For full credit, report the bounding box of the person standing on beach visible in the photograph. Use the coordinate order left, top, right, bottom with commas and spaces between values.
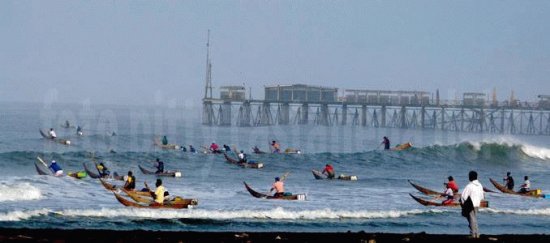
503, 172, 514, 190
460, 170, 485, 238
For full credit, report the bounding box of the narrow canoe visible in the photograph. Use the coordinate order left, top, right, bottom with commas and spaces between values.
392, 142, 413, 151
123, 189, 197, 206
312, 170, 357, 181
83, 163, 102, 179
39, 129, 71, 145
243, 182, 306, 200
138, 165, 182, 177
35, 161, 52, 176
153, 138, 181, 150
113, 192, 197, 209
489, 178, 545, 198
409, 193, 489, 207
409, 180, 495, 195
252, 147, 267, 154
223, 154, 263, 169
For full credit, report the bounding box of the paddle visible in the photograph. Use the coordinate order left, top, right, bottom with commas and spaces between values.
36, 156, 48, 168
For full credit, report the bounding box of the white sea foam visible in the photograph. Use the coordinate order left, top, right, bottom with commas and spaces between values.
520, 144, 550, 160
0, 183, 42, 202
484, 207, 550, 216
0, 209, 50, 221
60, 207, 429, 220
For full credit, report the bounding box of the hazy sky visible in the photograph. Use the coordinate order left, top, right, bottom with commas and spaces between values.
1, 0, 549, 106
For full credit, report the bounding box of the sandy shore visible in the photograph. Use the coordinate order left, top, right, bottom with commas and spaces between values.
0, 228, 549, 242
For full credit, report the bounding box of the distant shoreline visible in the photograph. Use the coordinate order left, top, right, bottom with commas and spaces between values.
1, 228, 549, 243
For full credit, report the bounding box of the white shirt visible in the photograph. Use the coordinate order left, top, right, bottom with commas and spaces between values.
461, 179, 485, 207
49, 130, 57, 138
444, 188, 454, 197
238, 153, 245, 159
521, 180, 530, 189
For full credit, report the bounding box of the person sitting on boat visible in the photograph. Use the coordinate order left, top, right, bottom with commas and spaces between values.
447, 176, 459, 193
180, 146, 187, 152
48, 128, 57, 139
381, 136, 390, 150
518, 176, 530, 193
48, 160, 63, 176
270, 177, 285, 197
503, 172, 515, 190
64, 120, 70, 128
154, 158, 164, 174
210, 142, 220, 153
123, 171, 136, 190
441, 183, 455, 205
76, 126, 83, 136
161, 136, 168, 145
238, 150, 247, 163
189, 145, 196, 153
96, 162, 110, 177
322, 164, 335, 179
150, 179, 165, 206
271, 141, 281, 153
223, 144, 231, 152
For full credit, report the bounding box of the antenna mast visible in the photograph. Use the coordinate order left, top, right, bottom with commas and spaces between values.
204, 30, 213, 99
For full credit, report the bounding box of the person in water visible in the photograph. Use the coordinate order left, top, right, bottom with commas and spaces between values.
271, 141, 281, 153
441, 183, 455, 205
238, 150, 247, 163
49, 160, 63, 176
96, 162, 110, 177
503, 172, 515, 190
48, 128, 57, 139
150, 179, 165, 206
381, 136, 390, 150
123, 171, 136, 190
447, 176, 459, 193
270, 177, 285, 197
518, 176, 530, 193
161, 136, 168, 145
322, 164, 335, 179
189, 145, 196, 153
154, 158, 164, 174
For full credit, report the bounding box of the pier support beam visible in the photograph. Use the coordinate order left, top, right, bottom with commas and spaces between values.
361, 105, 367, 126
300, 103, 309, 125
381, 106, 386, 127
341, 104, 347, 126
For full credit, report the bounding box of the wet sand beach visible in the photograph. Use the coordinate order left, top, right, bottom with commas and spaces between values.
1, 228, 549, 243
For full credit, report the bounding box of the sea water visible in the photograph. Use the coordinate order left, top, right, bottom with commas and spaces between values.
0, 102, 549, 234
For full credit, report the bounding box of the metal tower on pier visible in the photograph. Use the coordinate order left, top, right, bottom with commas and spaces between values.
202, 30, 215, 125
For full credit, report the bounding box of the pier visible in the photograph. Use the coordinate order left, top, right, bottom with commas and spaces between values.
200, 34, 550, 136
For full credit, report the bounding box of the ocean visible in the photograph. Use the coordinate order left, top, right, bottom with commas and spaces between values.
1, 102, 550, 235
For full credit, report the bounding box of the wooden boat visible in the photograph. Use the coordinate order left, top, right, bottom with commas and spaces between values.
67, 171, 87, 179
84, 163, 122, 180
243, 182, 306, 200
252, 147, 266, 154
223, 154, 263, 169
123, 189, 197, 205
35, 161, 52, 176
392, 142, 413, 151
312, 170, 357, 181
113, 192, 197, 209
284, 148, 301, 154
409, 180, 495, 195
409, 193, 489, 207
39, 129, 71, 145
100, 179, 151, 195
489, 178, 545, 198
138, 165, 182, 177
153, 138, 182, 150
